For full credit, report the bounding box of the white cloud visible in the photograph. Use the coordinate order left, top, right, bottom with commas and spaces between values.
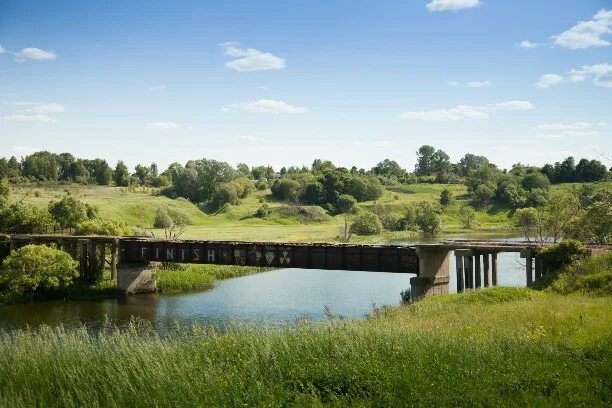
3, 114, 56, 123
28, 103, 65, 114
234, 135, 261, 142
148, 85, 166, 92
234, 99, 307, 114
553, 9, 612, 49
536, 73, 564, 89
519, 40, 543, 49
491, 100, 534, 111
426, 0, 481, 12
13, 47, 56, 62
221, 42, 285, 72
538, 64, 612, 89
535, 122, 599, 138
466, 80, 490, 88
145, 121, 180, 130
0, 45, 5, 54
400, 105, 488, 121
373, 140, 391, 146
400, 100, 533, 121
567, 63, 612, 88
447, 81, 459, 86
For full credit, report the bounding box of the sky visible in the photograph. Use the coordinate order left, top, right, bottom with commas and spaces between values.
0, 0, 611, 172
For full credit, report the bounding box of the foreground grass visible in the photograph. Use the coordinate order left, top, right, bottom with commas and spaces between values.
155, 264, 273, 294
0, 288, 610, 407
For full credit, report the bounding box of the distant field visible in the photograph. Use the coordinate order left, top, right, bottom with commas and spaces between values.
8, 182, 528, 241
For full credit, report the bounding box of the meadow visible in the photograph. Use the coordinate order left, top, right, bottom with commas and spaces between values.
0, 287, 610, 407
9, 182, 526, 242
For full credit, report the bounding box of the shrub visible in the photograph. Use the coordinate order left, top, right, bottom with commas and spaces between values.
255, 204, 270, 218
350, 211, 383, 236
255, 177, 269, 190
75, 218, 131, 236
458, 205, 478, 229
0, 245, 78, 301
416, 203, 441, 234
381, 212, 405, 231
48, 196, 96, 231
336, 194, 357, 214
271, 178, 301, 202
0, 203, 55, 234
538, 240, 589, 275
439, 189, 453, 206
549, 251, 612, 295
154, 207, 173, 228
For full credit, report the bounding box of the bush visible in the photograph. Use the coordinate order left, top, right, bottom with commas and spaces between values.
75, 218, 131, 236
336, 194, 357, 214
0, 203, 55, 234
538, 240, 589, 276
255, 178, 269, 190
48, 196, 96, 231
458, 205, 478, 229
439, 189, 453, 206
255, 204, 270, 218
271, 178, 301, 202
211, 182, 240, 209
0, 245, 78, 301
381, 212, 405, 231
154, 207, 173, 228
416, 203, 441, 234
549, 251, 612, 295
350, 211, 383, 236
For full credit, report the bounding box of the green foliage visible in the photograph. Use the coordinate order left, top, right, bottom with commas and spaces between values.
473, 182, 496, 206
75, 218, 131, 236
113, 161, 130, 186
0, 203, 55, 234
271, 178, 301, 202
350, 211, 383, 235
336, 194, 357, 214
155, 264, 270, 293
0, 178, 9, 205
21, 151, 59, 181
458, 205, 477, 229
439, 188, 453, 206
154, 206, 191, 229
521, 171, 550, 191
538, 240, 590, 276
255, 177, 269, 190
48, 196, 96, 231
254, 204, 270, 218
0, 245, 78, 302
415, 202, 441, 234
548, 251, 612, 295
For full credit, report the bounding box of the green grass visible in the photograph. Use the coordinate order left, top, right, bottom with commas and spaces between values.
15, 182, 605, 242
0, 288, 610, 407
155, 264, 273, 294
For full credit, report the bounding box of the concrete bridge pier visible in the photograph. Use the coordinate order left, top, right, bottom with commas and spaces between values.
455, 250, 498, 293
117, 262, 157, 294
410, 247, 451, 300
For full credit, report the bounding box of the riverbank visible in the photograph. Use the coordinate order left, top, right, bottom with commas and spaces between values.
0, 287, 610, 407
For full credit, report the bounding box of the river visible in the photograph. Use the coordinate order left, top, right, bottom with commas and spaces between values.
0, 233, 528, 333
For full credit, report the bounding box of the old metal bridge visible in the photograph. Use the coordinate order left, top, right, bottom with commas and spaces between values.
1, 234, 609, 299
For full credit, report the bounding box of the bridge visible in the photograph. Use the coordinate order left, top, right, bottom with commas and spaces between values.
1, 234, 609, 299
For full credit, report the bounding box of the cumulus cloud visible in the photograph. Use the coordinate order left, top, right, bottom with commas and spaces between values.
221, 42, 285, 72
536, 73, 564, 89
466, 80, 491, 88
535, 121, 599, 138
400, 105, 489, 121
537, 64, 612, 89
3, 114, 56, 123
233, 99, 307, 114
426, 0, 481, 12
553, 9, 612, 49
400, 100, 533, 121
519, 40, 543, 49
145, 121, 180, 130
13, 47, 56, 62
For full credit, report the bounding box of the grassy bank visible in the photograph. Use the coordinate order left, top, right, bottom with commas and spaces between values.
0, 287, 610, 407
155, 264, 273, 294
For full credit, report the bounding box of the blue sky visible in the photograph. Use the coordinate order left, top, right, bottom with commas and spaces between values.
0, 0, 610, 171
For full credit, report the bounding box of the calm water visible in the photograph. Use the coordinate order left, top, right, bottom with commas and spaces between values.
0, 233, 527, 333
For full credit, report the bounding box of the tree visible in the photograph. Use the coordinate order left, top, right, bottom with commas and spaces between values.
0, 178, 9, 205
301, 181, 324, 204
575, 159, 607, 182
0, 203, 55, 234
271, 178, 301, 202
0, 245, 78, 301
48, 196, 95, 232
473, 182, 496, 207
458, 205, 477, 229
350, 211, 383, 236
75, 218, 131, 236
113, 161, 130, 186
152, 206, 189, 239
237, 163, 250, 178
439, 189, 453, 206
372, 159, 406, 179
22, 151, 59, 181
415, 145, 435, 176
521, 171, 550, 191
416, 203, 441, 234
457, 154, 490, 177
337, 194, 357, 213
84, 159, 113, 185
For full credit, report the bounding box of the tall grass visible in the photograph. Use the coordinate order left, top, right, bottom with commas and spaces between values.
0, 288, 610, 407
155, 264, 273, 293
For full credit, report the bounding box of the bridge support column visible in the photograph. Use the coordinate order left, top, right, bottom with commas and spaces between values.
521, 250, 533, 287
118, 262, 157, 294
411, 248, 450, 300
